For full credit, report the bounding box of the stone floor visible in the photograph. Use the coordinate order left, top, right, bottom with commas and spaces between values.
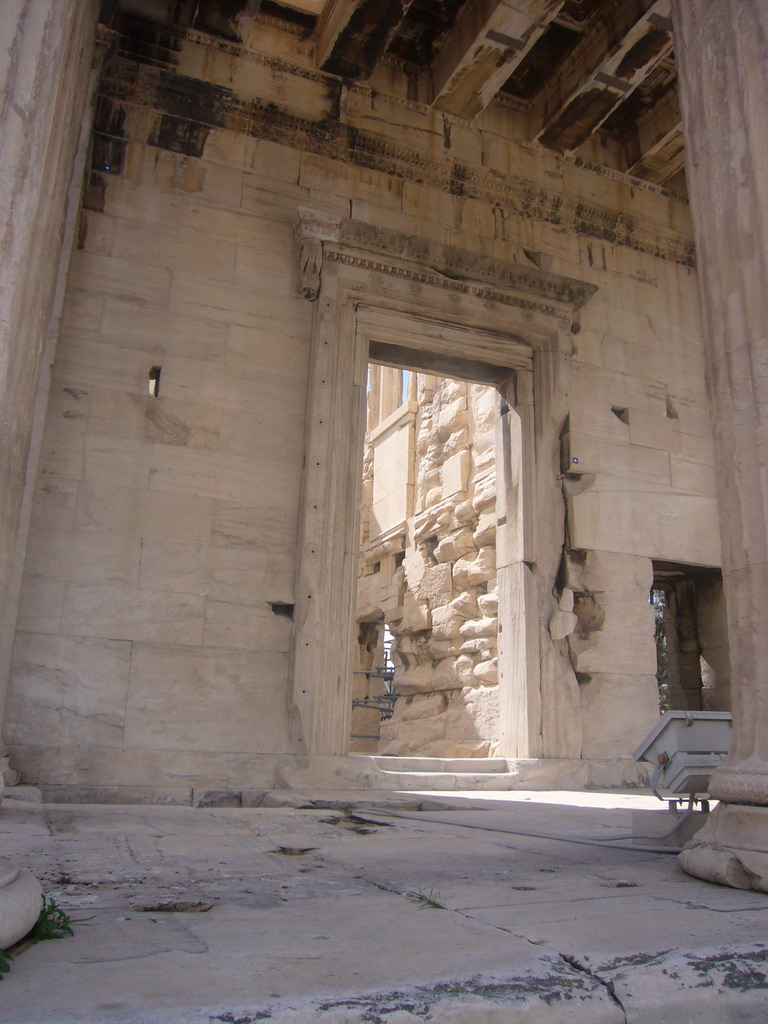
1, 786, 767, 1023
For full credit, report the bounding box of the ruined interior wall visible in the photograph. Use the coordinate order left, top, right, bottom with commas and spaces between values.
358, 375, 502, 758
3, 6, 720, 792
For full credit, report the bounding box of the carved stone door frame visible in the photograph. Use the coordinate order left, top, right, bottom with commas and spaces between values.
290, 208, 596, 757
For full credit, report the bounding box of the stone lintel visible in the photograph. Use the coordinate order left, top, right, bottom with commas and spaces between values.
294, 207, 598, 311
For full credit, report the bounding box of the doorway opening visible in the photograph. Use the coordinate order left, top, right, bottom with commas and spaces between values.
651, 562, 731, 713
350, 356, 517, 758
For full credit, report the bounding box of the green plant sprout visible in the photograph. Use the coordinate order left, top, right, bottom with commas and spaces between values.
31, 896, 76, 941
408, 888, 446, 909
0, 948, 13, 979
0, 895, 86, 980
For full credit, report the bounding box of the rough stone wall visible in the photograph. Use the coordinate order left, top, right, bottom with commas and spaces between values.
2, 5, 724, 794
358, 375, 503, 757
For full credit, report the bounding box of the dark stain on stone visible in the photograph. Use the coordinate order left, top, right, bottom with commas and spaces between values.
449, 163, 471, 197
93, 95, 126, 137
76, 213, 88, 250
324, 78, 343, 122
572, 200, 690, 264
148, 114, 210, 157
141, 69, 246, 132
138, 397, 193, 447
515, 185, 563, 227
615, 26, 670, 81
603, 949, 675, 971
249, 98, 354, 159
98, 0, 120, 26
539, 87, 620, 152
149, 114, 189, 154
188, 122, 211, 157
83, 172, 107, 211
137, 901, 214, 912
113, 11, 182, 64
322, 0, 411, 81
211, 1012, 272, 1022
100, 40, 694, 267
310, 966, 600, 1018
687, 948, 768, 992
91, 133, 126, 174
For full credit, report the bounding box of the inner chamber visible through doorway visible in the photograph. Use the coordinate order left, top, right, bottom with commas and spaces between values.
651, 561, 731, 714
350, 335, 525, 758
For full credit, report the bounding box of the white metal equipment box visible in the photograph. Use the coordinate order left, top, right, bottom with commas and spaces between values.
633, 710, 732, 800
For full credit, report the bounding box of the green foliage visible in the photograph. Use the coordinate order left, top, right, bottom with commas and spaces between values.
408, 888, 445, 909
31, 896, 75, 941
0, 948, 13, 979
0, 896, 80, 980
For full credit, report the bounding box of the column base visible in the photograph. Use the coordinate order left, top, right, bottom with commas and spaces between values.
0, 858, 42, 949
1, 755, 20, 786
678, 803, 768, 892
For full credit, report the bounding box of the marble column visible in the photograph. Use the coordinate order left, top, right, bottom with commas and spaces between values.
0, 0, 99, 949
0, 0, 99, 769
672, 0, 768, 890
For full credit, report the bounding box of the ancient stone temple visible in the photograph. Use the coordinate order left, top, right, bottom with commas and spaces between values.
1, 0, 767, 889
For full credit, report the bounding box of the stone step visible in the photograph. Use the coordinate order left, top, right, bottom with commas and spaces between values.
368, 756, 510, 774
362, 771, 522, 791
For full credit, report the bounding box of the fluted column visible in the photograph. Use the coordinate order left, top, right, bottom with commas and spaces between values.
0, 0, 99, 759
673, 0, 768, 890
0, 0, 98, 949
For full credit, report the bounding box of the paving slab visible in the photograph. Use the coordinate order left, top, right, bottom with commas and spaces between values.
0, 788, 767, 1023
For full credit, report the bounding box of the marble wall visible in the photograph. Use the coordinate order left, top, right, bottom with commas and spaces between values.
1, 5, 724, 796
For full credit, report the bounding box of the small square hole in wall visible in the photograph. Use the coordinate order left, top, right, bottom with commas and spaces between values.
148, 366, 162, 397
611, 406, 629, 424
269, 602, 294, 619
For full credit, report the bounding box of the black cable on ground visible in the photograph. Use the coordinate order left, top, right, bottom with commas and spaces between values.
358, 806, 693, 855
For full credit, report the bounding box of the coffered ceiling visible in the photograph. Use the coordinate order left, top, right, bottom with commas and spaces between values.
272, 0, 684, 191
114, 0, 686, 192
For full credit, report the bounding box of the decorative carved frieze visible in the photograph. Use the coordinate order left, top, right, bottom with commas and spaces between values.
293, 208, 597, 317
102, 28, 696, 267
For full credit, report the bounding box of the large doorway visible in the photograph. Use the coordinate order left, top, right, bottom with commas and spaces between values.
290, 297, 546, 758
289, 214, 591, 758
351, 362, 510, 756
